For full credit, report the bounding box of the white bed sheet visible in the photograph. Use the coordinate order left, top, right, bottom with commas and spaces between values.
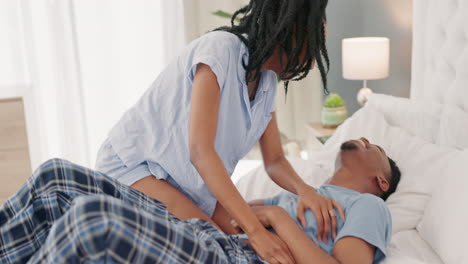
234, 155, 334, 201
231, 160, 263, 184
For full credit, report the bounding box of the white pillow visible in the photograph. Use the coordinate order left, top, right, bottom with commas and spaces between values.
381, 257, 429, 264
324, 105, 458, 233
235, 157, 333, 201
366, 93, 441, 143
382, 230, 443, 264
383, 129, 458, 233
324, 104, 392, 154
417, 150, 468, 264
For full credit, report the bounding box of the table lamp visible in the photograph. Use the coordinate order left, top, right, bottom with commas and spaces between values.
342, 37, 390, 106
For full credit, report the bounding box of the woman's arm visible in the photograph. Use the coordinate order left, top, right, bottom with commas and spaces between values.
259, 113, 308, 194
259, 115, 345, 242
189, 64, 294, 264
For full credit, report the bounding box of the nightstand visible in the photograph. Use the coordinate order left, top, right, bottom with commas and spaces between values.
304, 122, 337, 152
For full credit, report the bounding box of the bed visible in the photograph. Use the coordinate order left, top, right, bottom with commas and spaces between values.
234, 0, 468, 263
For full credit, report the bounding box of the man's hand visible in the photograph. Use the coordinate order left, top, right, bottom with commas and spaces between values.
296, 185, 345, 243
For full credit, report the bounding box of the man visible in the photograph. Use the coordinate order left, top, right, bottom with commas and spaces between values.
234, 137, 401, 263
0, 138, 400, 264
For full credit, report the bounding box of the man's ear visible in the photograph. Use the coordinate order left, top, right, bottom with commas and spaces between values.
376, 174, 390, 192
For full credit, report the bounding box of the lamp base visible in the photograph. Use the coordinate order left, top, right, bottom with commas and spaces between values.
357, 87, 373, 106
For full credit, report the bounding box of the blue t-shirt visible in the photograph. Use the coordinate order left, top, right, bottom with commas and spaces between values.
264, 185, 392, 263
101, 31, 278, 217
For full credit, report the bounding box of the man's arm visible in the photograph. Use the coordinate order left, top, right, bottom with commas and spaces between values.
264, 206, 375, 264
332, 237, 375, 264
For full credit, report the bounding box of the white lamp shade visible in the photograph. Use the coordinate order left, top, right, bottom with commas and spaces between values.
342, 37, 390, 80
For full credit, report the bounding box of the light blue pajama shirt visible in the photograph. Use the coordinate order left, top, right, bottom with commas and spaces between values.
263, 185, 392, 263
95, 31, 278, 217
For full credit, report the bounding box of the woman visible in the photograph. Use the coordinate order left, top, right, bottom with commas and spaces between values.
95, 0, 343, 262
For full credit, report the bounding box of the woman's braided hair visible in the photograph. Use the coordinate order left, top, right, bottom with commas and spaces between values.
215, 0, 330, 96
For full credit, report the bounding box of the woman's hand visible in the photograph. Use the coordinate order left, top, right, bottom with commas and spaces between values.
296, 185, 345, 243
231, 206, 295, 264
248, 227, 295, 264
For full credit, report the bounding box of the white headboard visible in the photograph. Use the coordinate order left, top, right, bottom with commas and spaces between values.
411, 0, 468, 149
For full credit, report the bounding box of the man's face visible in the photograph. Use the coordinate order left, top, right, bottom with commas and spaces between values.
338, 137, 391, 178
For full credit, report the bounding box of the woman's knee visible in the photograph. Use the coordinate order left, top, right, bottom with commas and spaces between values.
29, 158, 69, 190
67, 195, 119, 236
44, 196, 119, 261
71, 195, 117, 214
30, 159, 104, 196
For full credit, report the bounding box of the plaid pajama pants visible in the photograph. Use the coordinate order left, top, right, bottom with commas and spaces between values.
0, 159, 262, 264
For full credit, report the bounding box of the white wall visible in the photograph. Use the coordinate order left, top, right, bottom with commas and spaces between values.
362, 1, 413, 100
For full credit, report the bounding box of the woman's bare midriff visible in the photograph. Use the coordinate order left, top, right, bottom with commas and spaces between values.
131, 175, 214, 224
131, 175, 240, 234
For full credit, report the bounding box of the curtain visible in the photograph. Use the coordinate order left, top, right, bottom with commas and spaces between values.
19, 0, 90, 168
16, 0, 185, 169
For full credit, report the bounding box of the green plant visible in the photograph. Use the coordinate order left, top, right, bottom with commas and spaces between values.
212, 10, 240, 23
323, 93, 345, 108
